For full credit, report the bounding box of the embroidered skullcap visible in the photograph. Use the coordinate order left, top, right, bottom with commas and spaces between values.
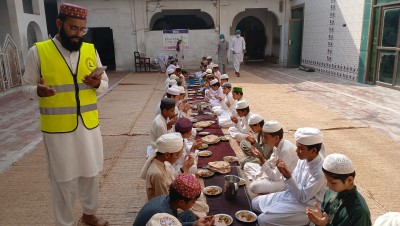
232, 87, 243, 93
236, 99, 249, 110
295, 127, 323, 145
206, 56, 212, 60
374, 212, 400, 226
248, 114, 263, 125
169, 74, 177, 80
171, 174, 201, 199
146, 213, 182, 226
220, 74, 229, 80
206, 68, 213, 74
213, 64, 219, 68
167, 68, 175, 75
160, 98, 175, 110
59, 3, 88, 20
167, 87, 180, 96
168, 79, 177, 87
262, 120, 282, 133
222, 82, 231, 88
175, 117, 193, 133
323, 153, 354, 174
210, 79, 218, 86
176, 86, 185, 94
235, 29, 241, 34
219, 34, 225, 38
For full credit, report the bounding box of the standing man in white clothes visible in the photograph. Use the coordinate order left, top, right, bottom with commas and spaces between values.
22, 3, 109, 226
176, 38, 184, 68
231, 29, 246, 77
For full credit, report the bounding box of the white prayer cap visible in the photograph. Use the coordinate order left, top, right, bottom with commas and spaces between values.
236, 99, 249, 110
210, 79, 218, 86
202, 72, 207, 77
146, 213, 182, 226
176, 85, 186, 94
222, 82, 231, 88
156, 133, 183, 153
167, 68, 175, 75
295, 127, 323, 145
169, 74, 177, 80
323, 153, 355, 174
248, 114, 263, 125
167, 87, 180, 96
220, 74, 229, 80
168, 79, 177, 86
206, 56, 212, 60
374, 212, 400, 226
262, 120, 282, 133
213, 64, 219, 68
206, 68, 213, 74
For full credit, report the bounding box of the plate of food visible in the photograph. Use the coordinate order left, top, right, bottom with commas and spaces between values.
214, 214, 233, 226
193, 121, 213, 128
197, 169, 214, 177
203, 112, 213, 115
202, 134, 221, 144
191, 118, 198, 123
197, 150, 212, 157
223, 156, 238, 163
235, 210, 257, 223
219, 136, 230, 141
198, 131, 211, 136
198, 143, 209, 150
195, 127, 203, 132
202, 186, 222, 196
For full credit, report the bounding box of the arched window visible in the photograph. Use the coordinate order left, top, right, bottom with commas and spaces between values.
150, 10, 214, 31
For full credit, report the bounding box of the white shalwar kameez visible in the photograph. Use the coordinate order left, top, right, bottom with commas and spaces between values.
176, 43, 184, 68
252, 155, 327, 226
228, 112, 254, 141
148, 114, 170, 155
217, 95, 238, 127
244, 139, 298, 194
206, 86, 223, 107
22, 37, 109, 226
231, 36, 246, 73
157, 53, 169, 72
173, 139, 198, 174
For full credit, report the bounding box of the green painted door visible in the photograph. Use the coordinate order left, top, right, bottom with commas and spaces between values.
288, 19, 303, 66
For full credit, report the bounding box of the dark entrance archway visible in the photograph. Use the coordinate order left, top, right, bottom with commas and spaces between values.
236, 16, 266, 60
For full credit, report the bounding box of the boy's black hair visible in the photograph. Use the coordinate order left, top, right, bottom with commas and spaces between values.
211, 82, 220, 87
237, 106, 250, 113
304, 143, 322, 153
264, 128, 284, 140
232, 91, 243, 96
169, 185, 200, 204
166, 93, 177, 98
322, 168, 356, 183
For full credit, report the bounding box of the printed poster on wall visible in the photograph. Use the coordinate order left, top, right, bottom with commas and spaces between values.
163, 29, 189, 51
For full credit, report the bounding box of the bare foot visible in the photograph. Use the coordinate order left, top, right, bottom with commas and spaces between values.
81, 214, 109, 226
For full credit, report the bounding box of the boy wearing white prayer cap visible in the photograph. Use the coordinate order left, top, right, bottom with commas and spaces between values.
244, 120, 298, 195
220, 74, 229, 85
228, 99, 255, 141
141, 133, 186, 200
306, 153, 372, 226
252, 127, 327, 226
213, 82, 233, 116
205, 79, 223, 107
212, 64, 222, 80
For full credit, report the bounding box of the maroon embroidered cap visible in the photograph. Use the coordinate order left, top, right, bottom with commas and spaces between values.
59, 3, 88, 20
171, 174, 201, 199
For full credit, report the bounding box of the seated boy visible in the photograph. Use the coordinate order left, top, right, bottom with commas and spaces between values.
244, 120, 298, 194
252, 127, 327, 226
228, 99, 254, 141
133, 174, 214, 226
306, 153, 372, 226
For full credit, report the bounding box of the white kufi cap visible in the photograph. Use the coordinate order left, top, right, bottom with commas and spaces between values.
168, 79, 177, 86
156, 133, 183, 153
206, 56, 212, 60
169, 74, 177, 80
323, 153, 354, 174
220, 74, 229, 80
262, 120, 282, 133
146, 213, 182, 226
167, 87, 180, 96
236, 99, 249, 110
175, 86, 185, 94
374, 212, 400, 226
248, 114, 263, 125
295, 127, 323, 145
206, 68, 213, 74
210, 79, 218, 86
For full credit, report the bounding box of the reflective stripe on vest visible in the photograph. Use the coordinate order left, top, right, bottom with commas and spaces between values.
36, 40, 99, 133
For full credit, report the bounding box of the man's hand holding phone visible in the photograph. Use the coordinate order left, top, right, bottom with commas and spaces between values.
83, 66, 106, 88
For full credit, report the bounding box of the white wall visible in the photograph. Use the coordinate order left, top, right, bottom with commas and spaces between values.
291, 0, 364, 80
0, 0, 12, 45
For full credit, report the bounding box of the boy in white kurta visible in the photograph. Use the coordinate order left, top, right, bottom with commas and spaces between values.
244, 120, 298, 194
252, 127, 327, 226
228, 99, 255, 141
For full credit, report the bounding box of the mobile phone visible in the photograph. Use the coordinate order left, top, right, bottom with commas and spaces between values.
91, 66, 107, 77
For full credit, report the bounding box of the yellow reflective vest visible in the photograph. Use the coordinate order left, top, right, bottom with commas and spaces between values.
36, 40, 99, 133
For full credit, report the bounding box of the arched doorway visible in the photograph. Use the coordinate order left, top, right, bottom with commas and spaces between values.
150, 10, 214, 30
27, 21, 42, 48
236, 16, 266, 60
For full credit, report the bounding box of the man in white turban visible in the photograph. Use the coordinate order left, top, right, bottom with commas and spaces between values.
306, 153, 372, 226
252, 127, 327, 226
244, 120, 298, 194
141, 133, 187, 200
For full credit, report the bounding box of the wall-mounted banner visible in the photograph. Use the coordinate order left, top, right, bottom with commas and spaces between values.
163, 29, 189, 51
